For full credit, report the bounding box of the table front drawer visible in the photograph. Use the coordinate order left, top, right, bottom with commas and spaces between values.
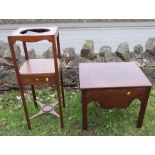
86, 87, 148, 98
20, 75, 55, 85
84, 87, 151, 108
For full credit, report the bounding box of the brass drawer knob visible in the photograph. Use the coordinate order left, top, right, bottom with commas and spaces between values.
127, 91, 131, 96
36, 78, 39, 81
46, 78, 49, 82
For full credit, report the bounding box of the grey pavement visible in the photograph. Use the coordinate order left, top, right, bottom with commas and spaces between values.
1, 22, 155, 30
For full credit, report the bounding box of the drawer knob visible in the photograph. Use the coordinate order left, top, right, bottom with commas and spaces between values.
46, 78, 49, 82
127, 91, 131, 96
36, 78, 39, 81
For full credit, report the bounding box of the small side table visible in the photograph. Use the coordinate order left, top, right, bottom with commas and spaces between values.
8, 27, 65, 129
79, 62, 152, 130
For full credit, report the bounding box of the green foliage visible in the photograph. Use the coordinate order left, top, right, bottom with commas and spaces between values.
0, 87, 155, 136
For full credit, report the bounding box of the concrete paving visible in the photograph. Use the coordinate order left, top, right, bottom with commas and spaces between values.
1, 21, 155, 30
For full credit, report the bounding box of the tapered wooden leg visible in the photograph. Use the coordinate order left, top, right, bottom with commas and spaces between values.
137, 92, 150, 128
56, 85, 64, 128
53, 36, 64, 128
19, 85, 31, 130
60, 70, 65, 108
82, 90, 88, 130
137, 100, 148, 128
31, 85, 38, 108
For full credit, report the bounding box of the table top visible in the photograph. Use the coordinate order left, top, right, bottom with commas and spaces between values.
79, 62, 152, 89
10, 27, 58, 37
20, 59, 59, 75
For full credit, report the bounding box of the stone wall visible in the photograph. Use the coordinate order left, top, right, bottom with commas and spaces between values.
1, 38, 155, 90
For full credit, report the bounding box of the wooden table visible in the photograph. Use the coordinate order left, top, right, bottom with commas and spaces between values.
8, 27, 65, 130
79, 62, 152, 130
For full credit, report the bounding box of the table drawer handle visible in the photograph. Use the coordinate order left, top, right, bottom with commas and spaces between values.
46, 78, 49, 82
127, 91, 131, 96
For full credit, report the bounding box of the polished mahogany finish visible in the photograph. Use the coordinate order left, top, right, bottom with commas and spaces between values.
9, 27, 59, 42
79, 62, 152, 130
19, 59, 60, 85
20, 59, 57, 75
8, 27, 65, 130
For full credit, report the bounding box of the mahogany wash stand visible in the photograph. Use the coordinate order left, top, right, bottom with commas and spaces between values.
8, 27, 65, 129
79, 62, 152, 130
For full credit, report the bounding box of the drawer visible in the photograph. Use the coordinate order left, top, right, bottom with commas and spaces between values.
84, 87, 151, 108
86, 87, 148, 98
20, 75, 56, 85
